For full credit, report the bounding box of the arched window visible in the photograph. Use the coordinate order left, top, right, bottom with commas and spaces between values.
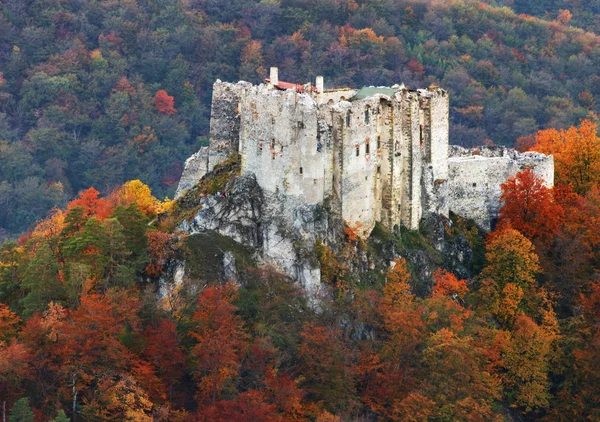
364, 108, 370, 124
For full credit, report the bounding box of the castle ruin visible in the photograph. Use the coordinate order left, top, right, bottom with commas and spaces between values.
177, 67, 554, 233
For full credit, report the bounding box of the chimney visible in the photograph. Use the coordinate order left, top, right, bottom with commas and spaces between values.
270, 67, 279, 86
316, 75, 324, 93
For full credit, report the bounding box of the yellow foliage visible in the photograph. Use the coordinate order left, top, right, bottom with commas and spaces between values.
113, 180, 160, 216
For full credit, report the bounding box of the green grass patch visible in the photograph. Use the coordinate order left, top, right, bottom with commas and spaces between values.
183, 230, 255, 282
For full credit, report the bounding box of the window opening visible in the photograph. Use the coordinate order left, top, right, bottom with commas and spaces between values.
346, 111, 351, 128
356, 145, 360, 156
299, 167, 303, 174
364, 108, 370, 125
365, 142, 370, 154
377, 136, 381, 149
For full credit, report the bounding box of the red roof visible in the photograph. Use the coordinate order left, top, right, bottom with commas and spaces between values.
265, 78, 319, 93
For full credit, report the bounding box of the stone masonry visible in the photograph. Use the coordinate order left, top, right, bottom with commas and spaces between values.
178, 67, 554, 234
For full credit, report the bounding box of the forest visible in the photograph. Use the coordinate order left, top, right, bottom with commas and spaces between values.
2, 0, 600, 420
0, 118, 600, 420
2, 0, 600, 235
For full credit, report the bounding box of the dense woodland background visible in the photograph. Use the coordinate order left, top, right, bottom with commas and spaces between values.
2, 0, 600, 421
2, 0, 600, 235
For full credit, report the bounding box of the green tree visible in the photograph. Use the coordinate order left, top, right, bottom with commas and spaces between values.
50, 410, 70, 422
8, 398, 34, 422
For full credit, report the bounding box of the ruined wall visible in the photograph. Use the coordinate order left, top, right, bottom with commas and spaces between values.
419, 89, 450, 218
239, 85, 333, 208
331, 97, 384, 234
210, 81, 247, 152
447, 146, 554, 230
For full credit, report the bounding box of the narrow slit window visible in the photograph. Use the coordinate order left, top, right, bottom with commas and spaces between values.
356, 145, 360, 156
299, 167, 303, 174
365, 142, 370, 154
377, 136, 381, 149
346, 111, 351, 128
364, 108, 370, 125
377, 165, 381, 174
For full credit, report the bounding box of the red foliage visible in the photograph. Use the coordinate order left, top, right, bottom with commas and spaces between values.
406, 57, 424, 75
499, 168, 563, 242
142, 319, 186, 396
154, 90, 176, 115
68, 187, 113, 220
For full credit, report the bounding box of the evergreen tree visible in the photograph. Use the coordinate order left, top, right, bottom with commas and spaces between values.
8, 398, 34, 422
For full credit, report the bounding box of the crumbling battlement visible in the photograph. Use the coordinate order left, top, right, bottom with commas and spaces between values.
177, 67, 554, 235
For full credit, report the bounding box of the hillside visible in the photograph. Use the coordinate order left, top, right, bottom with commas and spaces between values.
1, 0, 600, 235
1, 116, 600, 419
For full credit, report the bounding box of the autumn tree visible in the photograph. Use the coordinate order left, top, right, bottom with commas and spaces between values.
529, 119, 600, 194
398, 328, 502, 420
142, 319, 186, 402
430, 269, 468, 300
67, 188, 113, 221
499, 168, 563, 242
297, 321, 355, 413
153, 90, 176, 115
112, 180, 161, 217
358, 259, 424, 420
479, 228, 540, 326
500, 314, 556, 412
80, 374, 153, 422
190, 283, 248, 406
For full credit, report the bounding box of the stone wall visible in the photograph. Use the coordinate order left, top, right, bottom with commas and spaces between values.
238, 85, 333, 209
210, 80, 246, 152
447, 146, 554, 230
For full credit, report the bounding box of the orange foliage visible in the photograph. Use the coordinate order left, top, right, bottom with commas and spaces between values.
530, 119, 600, 194
556, 9, 572, 25
315, 240, 347, 289
343, 221, 363, 242
154, 89, 176, 115
68, 187, 113, 220
113, 76, 135, 95
298, 322, 352, 409
190, 283, 248, 405
431, 269, 468, 300
0, 304, 20, 341
31, 208, 66, 241
145, 230, 174, 277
